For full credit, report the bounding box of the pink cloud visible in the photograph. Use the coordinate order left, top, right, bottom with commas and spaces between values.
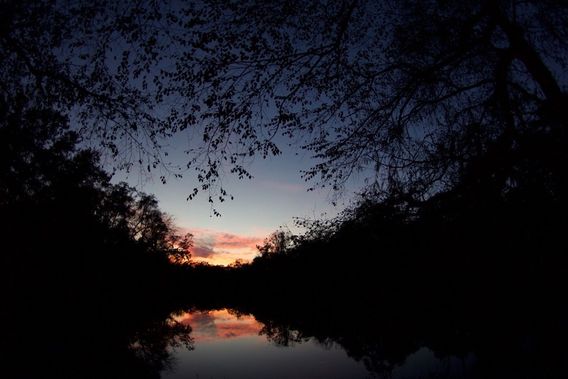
215, 233, 263, 250
184, 228, 265, 265
192, 245, 216, 258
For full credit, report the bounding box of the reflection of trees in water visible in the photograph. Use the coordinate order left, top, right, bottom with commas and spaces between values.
0, 96, 195, 379
129, 316, 194, 375
258, 320, 406, 377
213, 303, 567, 379
256, 317, 467, 378
1, 306, 195, 379
226, 307, 409, 376
259, 319, 309, 347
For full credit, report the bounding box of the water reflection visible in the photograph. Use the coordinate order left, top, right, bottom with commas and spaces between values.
3, 303, 564, 378
174, 309, 262, 342
159, 304, 568, 379
1, 304, 194, 379
165, 308, 371, 379
129, 315, 194, 375
391, 347, 476, 379
163, 308, 482, 379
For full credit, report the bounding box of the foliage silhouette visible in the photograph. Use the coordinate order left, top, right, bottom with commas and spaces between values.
163, 0, 568, 199
196, 299, 567, 379
1, 1, 567, 378
0, 95, 194, 378
179, 103, 567, 376
2, 1, 566, 203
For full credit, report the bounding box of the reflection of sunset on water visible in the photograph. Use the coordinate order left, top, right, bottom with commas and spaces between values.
164, 308, 372, 379
175, 309, 262, 342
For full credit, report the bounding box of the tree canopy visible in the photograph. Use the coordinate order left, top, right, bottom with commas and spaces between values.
0, 95, 193, 271
2, 0, 566, 203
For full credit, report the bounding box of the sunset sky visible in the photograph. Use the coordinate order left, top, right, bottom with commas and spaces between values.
112, 139, 359, 266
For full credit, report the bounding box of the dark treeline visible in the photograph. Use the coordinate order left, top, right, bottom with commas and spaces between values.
0, 97, 194, 378
183, 190, 568, 376
188, 113, 567, 309
2, 1, 568, 378
183, 115, 568, 377
2, 102, 565, 378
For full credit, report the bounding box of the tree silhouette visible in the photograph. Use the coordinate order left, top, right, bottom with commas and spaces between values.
256, 229, 295, 258
0, 93, 199, 379
3, 1, 565, 202
0, 96, 192, 312
0, 0, 178, 174
158, 0, 568, 199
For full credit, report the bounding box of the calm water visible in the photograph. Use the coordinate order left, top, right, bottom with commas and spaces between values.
161, 309, 475, 379
3, 301, 565, 378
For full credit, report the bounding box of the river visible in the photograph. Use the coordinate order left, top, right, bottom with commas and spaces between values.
160, 308, 477, 379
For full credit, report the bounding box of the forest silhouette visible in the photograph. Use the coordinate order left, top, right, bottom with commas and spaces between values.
2, 93, 566, 378
0, 97, 196, 378
1, 1, 567, 378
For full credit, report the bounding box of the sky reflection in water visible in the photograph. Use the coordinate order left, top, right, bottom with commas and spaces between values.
165, 309, 371, 379
175, 309, 263, 342
164, 309, 477, 379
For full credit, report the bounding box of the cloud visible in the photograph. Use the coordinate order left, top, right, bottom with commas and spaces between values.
192, 244, 216, 258
215, 233, 263, 250
185, 228, 265, 265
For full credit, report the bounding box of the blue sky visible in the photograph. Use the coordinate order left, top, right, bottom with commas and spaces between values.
110, 136, 359, 265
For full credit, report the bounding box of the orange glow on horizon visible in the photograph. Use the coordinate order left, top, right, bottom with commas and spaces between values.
191, 254, 252, 266
184, 228, 265, 266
